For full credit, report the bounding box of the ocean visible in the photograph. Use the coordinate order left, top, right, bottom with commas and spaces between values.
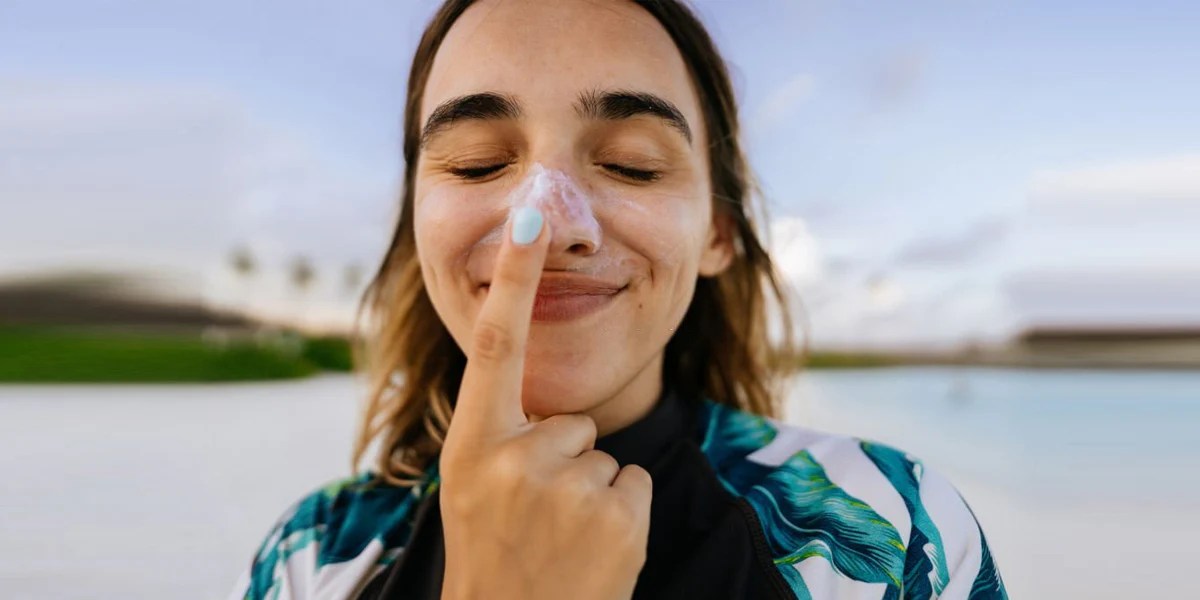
1, 368, 1195, 598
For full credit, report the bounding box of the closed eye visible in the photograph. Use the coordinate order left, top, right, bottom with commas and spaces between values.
448, 163, 509, 180
601, 163, 660, 182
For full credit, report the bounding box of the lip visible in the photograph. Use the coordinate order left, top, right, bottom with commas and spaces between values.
481, 273, 626, 323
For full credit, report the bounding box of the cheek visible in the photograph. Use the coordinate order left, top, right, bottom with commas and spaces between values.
605, 190, 709, 279
414, 187, 503, 293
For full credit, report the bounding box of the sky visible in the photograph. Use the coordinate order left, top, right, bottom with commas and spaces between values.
2, 0, 1197, 348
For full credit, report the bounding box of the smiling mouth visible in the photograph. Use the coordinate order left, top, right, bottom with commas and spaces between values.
480, 276, 627, 323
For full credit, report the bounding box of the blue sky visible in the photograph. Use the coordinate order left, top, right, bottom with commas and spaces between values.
2, 0, 1197, 347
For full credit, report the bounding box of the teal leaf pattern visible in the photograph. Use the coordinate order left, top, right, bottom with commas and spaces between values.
699, 401, 906, 593
778, 561, 814, 600
968, 523, 1008, 599
698, 400, 777, 469
861, 441, 950, 598
246, 471, 435, 599
698, 400, 781, 496
746, 450, 906, 588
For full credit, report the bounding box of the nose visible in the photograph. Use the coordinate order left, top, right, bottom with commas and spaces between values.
521, 164, 601, 256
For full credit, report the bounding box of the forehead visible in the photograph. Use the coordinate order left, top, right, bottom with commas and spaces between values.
422, 0, 702, 130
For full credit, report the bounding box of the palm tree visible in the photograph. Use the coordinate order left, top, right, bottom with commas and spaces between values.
289, 256, 315, 291
289, 256, 316, 331
342, 262, 365, 299
228, 245, 257, 318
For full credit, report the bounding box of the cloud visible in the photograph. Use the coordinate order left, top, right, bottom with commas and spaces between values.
767, 215, 822, 287
1030, 154, 1200, 208
798, 269, 1016, 350
891, 217, 1009, 267
764, 210, 1019, 349
864, 273, 906, 313
750, 73, 816, 132
777, 265, 1015, 349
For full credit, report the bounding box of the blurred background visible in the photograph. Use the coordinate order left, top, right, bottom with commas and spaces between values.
1, 0, 1197, 598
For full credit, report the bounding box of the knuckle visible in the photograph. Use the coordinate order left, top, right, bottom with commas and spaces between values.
553, 471, 593, 504
543, 413, 597, 441
470, 320, 517, 362
576, 415, 599, 441
552, 456, 613, 504
491, 443, 536, 490
623, 464, 653, 489
492, 445, 523, 477
615, 465, 652, 496
599, 497, 637, 527
592, 451, 620, 477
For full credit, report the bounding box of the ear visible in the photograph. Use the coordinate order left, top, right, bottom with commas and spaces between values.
698, 210, 736, 277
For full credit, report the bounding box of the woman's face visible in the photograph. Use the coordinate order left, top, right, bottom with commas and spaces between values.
414, 0, 732, 418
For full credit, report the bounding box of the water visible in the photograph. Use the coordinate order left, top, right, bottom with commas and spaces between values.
791, 368, 1199, 598
1, 368, 1195, 599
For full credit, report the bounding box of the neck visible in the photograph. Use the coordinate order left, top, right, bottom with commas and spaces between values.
587, 352, 665, 437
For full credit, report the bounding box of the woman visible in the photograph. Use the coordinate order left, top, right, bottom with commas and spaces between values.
231, 1, 1007, 598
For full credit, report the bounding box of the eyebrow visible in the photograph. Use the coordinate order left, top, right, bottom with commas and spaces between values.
576, 89, 692, 145
419, 88, 693, 148
420, 92, 523, 149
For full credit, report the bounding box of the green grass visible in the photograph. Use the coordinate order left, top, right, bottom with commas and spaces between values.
0, 326, 323, 383
301, 335, 355, 372
802, 351, 901, 369
0, 325, 905, 383
771, 350, 903, 372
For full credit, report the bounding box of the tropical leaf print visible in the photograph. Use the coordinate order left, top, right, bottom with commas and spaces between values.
700, 401, 906, 593
861, 441, 950, 599
698, 400, 778, 467
744, 450, 906, 588
246, 472, 431, 598
778, 562, 814, 600
698, 400, 783, 495
968, 525, 1008, 599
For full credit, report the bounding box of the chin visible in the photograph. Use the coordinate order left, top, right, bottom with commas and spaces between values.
518, 365, 609, 417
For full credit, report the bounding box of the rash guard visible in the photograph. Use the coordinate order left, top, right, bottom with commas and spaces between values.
230, 389, 1007, 599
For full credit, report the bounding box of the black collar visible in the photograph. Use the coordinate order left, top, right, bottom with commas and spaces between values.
593, 387, 689, 468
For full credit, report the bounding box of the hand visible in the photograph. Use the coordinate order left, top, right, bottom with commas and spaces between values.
438, 206, 652, 600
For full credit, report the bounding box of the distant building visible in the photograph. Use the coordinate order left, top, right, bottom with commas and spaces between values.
1000, 268, 1200, 368
0, 272, 253, 331
1014, 325, 1200, 369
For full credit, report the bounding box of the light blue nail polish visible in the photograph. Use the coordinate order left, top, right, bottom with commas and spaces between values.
511, 206, 543, 245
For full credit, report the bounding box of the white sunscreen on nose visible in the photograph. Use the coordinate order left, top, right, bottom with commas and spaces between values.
505, 163, 602, 248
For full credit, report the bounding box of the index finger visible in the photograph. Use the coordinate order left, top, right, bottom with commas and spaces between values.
453, 205, 551, 436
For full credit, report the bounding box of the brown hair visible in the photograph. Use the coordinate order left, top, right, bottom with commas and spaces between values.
353, 0, 797, 484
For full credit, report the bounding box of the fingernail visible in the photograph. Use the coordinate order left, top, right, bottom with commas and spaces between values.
511, 206, 543, 245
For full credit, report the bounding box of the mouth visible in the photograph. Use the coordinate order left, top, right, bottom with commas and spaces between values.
480, 274, 627, 323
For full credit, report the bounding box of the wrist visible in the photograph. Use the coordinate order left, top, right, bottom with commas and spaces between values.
441, 558, 532, 600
